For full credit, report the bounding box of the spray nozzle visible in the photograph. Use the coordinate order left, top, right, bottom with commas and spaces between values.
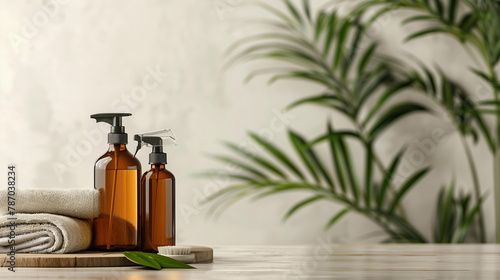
133, 129, 177, 164
91, 113, 132, 144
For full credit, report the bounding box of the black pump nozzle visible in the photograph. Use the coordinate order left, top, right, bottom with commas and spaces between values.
134, 129, 177, 164
137, 136, 167, 164
90, 113, 132, 144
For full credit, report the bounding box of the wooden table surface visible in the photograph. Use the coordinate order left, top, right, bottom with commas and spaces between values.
4, 244, 500, 279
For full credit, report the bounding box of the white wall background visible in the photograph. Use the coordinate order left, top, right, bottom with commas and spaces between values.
0, 0, 495, 245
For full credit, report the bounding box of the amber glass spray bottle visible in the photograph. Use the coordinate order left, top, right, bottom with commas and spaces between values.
134, 129, 177, 252
90, 113, 141, 251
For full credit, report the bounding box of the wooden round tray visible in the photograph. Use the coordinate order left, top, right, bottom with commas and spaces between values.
1, 246, 212, 267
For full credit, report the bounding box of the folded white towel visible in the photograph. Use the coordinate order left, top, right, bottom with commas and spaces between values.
0, 214, 91, 253
0, 188, 99, 219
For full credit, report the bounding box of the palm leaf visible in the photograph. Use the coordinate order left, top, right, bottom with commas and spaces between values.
357, 43, 378, 77
328, 125, 348, 193
448, 0, 459, 23
323, 13, 338, 58
283, 195, 324, 221
433, 181, 483, 243
284, 0, 304, 26
286, 93, 350, 112
302, 0, 311, 23
325, 208, 351, 230
255, 1, 300, 30
377, 149, 405, 209
451, 197, 483, 243
338, 135, 360, 201
333, 20, 351, 71
405, 27, 452, 42
434, 0, 444, 17
289, 130, 334, 188
356, 66, 392, 110
314, 11, 328, 42
249, 132, 305, 180
364, 144, 374, 207
361, 80, 413, 128
207, 155, 269, 179
388, 168, 429, 214
224, 142, 288, 179
341, 23, 364, 79
368, 103, 429, 141
289, 130, 321, 184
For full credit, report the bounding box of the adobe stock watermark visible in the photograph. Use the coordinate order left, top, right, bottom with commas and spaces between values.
212, 0, 242, 20
179, 108, 296, 224
282, 233, 339, 280
392, 126, 450, 186
472, 78, 495, 103
51, 64, 169, 182
8, 0, 70, 54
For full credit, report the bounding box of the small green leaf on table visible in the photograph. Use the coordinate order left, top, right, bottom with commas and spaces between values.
143, 252, 195, 269
123, 251, 195, 270
124, 251, 161, 270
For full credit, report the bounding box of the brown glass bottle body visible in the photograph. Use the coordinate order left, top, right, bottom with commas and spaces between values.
92, 144, 141, 251
141, 164, 175, 252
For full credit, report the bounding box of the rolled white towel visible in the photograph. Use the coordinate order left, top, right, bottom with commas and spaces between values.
0, 214, 91, 253
0, 188, 99, 219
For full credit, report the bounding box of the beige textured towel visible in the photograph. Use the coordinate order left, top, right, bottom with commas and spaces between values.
0, 214, 91, 253
0, 188, 99, 219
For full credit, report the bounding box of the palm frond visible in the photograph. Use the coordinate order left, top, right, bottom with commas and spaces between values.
205, 127, 428, 243
433, 181, 484, 243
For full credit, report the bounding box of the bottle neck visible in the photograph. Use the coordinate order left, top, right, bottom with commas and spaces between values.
108, 144, 127, 152
151, 164, 165, 170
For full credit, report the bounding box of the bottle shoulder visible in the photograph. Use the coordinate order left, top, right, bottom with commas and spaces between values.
95, 147, 141, 170
144, 166, 175, 179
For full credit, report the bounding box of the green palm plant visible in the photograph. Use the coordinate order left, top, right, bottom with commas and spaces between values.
205, 0, 484, 243
352, 0, 500, 243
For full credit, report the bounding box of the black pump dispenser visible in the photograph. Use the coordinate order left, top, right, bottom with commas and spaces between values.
90, 113, 131, 144
90, 112, 141, 251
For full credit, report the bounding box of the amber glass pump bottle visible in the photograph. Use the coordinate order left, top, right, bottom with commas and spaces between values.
134, 129, 176, 252
90, 113, 141, 251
